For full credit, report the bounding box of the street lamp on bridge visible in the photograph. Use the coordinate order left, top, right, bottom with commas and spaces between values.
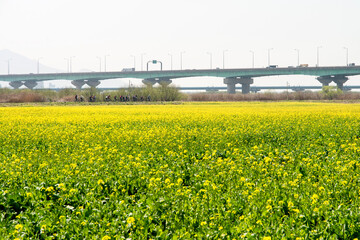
168, 53, 173, 70
222, 49, 228, 69
37, 57, 42, 74
69, 56, 75, 73
180, 51, 185, 70
104, 55, 110, 72
294, 49, 300, 66
343, 47, 348, 66
206, 52, 212, 69
130, 55, 136, 70
250, 50, 254, 68
317, 46, 322, 67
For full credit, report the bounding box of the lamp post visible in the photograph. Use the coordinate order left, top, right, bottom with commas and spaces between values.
168, 53, 173, 70
180, 51, 185, 70
206, 52, 212, 69
69, 56, 75, 73
250, 50, 254, 68
37, 57, 42, 74
104, 55, 109, 72
343, 47, 348, 66
140, 53, 146, 71
130, 55, 136, 70
268, 48, 273, 66
96, 56, 102, 72
294, 49, 300, 66
64, 58, 69, 73
317, 46, 322, 67
222, 49, 228, 69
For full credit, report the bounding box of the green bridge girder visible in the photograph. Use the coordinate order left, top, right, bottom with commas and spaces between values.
1, 66, 360, 83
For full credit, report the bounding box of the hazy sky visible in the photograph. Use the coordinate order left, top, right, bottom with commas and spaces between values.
0, 0, 359, 87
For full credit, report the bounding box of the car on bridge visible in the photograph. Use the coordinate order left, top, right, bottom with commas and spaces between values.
298, 64, 309, 67
266, 65, 278, 69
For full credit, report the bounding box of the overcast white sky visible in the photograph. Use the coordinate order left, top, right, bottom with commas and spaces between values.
0, 0, 360, 87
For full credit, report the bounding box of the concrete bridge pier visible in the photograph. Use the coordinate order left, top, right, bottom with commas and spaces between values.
238, 78, 254, 94
71, 80, 86, 89
9, 81, 23, 89
224, 77, 254, 94
23, 80, 37, 89
333, 76, 348, 90
142, 78, 157, 87
86, 79, 101, 88
158, 78, 172, 86
317, 76, 332, 87
224, 78, 236, 94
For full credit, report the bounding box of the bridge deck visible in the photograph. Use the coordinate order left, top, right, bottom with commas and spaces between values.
0, 66, 360, 82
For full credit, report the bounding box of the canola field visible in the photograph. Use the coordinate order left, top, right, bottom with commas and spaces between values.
1, 102, 360, 239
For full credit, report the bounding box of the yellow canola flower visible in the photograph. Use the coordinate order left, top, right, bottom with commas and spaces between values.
98, 179, 105, 185
127, 217, 135, 225
1, 103, 360, 237
15, 224, 23, 231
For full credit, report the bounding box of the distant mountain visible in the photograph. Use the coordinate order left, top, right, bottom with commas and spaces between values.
0, 49, 62, 74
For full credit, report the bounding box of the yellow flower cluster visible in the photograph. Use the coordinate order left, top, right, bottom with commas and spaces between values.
1, 102, 360, 239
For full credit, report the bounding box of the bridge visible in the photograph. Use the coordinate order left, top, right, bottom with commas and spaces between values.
1, 66, 360, 94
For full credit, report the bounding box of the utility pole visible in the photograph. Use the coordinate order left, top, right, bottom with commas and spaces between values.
104, 55, 109, 72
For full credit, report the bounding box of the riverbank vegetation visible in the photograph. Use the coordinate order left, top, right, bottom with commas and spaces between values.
1, 86, 360, 103
0, 86, 183, 103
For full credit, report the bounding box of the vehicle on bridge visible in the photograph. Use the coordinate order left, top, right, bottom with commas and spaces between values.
122, 68, 135, 72
298, 64, 309, 67
267, 65, 278, 69
349, 63, 356, 67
